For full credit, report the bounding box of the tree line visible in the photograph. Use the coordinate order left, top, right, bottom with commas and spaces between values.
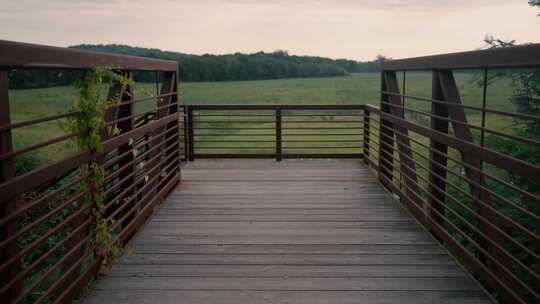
8, 45, 385, 89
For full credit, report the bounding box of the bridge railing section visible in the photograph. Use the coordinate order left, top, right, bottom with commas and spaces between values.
363, 44, 540, 304
182, 104, 365, 160
0, 40, 181, 303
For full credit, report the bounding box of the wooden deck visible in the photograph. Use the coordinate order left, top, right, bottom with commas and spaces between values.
86, 160, 490, 304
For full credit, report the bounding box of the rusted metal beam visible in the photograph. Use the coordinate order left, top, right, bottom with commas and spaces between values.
161, 70, 180, 191
383, 43, 540, 71
187, 107, 194, 161
193, 153, 364, 159
383, 72, 420, 207
0, 40, 177, 71
112, 72, 136, 243
188, 104, 366, 110
436, 70, 519, 302
428, 70, 449, 228
0, 69, 19, 303
379, 72, 395, 190
363, 108, 370, 165
276, 109, 282, 161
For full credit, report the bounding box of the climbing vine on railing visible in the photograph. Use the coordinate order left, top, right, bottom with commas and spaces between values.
64, 66, 134, 274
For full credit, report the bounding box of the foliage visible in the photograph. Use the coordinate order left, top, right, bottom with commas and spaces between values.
64, 66, 133, 274
491, 69, 540, 192
465, 32, 540, 300
530, 0, 540, 14
468, 36, 517, 87
64, 67, 132, 152
12, 152, 46, 176
17, 170, 81, 304
8, 45, 387, 89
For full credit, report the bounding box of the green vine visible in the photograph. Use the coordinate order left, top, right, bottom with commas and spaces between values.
64, 66, 134, 274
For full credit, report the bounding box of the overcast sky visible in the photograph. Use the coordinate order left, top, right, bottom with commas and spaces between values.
1, 0, 539, 60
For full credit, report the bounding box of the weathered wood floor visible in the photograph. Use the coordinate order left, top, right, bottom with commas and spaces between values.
86, 160, 490, 304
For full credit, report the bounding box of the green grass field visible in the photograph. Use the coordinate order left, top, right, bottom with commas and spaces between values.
8, 72, 519, 174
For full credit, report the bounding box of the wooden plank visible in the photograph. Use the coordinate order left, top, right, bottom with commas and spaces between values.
148, 214, 420, 223
107, 264, 466, 278
163, 198, 397, 205
128, 236, 437, 246
117, 253, 454, 266
96, 277, 479, 291
135, 228, 431, 238
84, 160, 489, 304
164, 199, 396, 205
142, 221, 418, 230
182, 159, 366, 169
128, 244, 445, 255
152, 208, 407, 215
87, 290, 489, 304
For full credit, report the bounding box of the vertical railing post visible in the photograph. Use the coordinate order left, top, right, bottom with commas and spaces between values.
436, 70, 511, 298
153, 71, 179, 195
117, 70, 135, 204
363, 107, 370, 166
183, 106, 188, 162
105, 71, 136, 242
381, 71, 421, 221
428, 70, 449, 228
276, 109, 282, 161
187, 106, 194, 161
161, 70, 180, 189
480, 68, 488, 148
379, 71, 394, 188
0, 69, 20, 303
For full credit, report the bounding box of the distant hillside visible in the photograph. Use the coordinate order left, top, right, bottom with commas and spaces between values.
9, 44, 385, 89
72, 44, 383, 82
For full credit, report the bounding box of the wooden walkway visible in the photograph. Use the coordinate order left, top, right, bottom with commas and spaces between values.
86, 160, 490, 304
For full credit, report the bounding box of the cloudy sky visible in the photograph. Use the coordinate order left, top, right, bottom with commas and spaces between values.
1, 0, 539, 60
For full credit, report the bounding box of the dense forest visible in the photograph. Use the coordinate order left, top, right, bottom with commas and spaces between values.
8, 44, 385, 89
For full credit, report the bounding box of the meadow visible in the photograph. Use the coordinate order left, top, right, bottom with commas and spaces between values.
8, 72, 519, 174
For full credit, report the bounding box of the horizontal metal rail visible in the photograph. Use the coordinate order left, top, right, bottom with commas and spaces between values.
0, 40, 177, 71
382, 43, 540, 70
182, 104, 366, 161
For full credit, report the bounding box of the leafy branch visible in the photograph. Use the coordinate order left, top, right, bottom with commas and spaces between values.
64, 66, 134, 274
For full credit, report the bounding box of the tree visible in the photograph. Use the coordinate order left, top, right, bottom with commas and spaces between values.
530, 0, 540, 14
482, 35, 516, 49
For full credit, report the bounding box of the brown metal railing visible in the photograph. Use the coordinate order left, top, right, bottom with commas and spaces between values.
0, 40, 181, 303
183, 104, 365, 160
363, 44, 540, 304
